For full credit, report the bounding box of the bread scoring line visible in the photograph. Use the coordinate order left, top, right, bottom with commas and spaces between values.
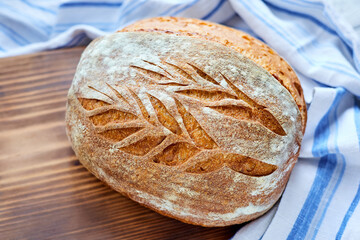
73, 32, 302, 174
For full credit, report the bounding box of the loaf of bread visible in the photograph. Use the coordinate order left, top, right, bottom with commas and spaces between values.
66, 17, 306, 227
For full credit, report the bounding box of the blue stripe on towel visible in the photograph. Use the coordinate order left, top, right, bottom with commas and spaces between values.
287, 88, 345, 239
275, 0, 360, 72
336, 183, 360, 239
120, 0, 146, 20
265, 0, 355, 68
312, 89, 346, 157
354, 97, 360, 146
172, 0, 199, 16
0, 23, 29, 46
60, 2, 123, 8
0, 2, 52, 35
160, 3, 181, 16
238, 0, 360, 80
311, 90, 347, 239
287, 155, 338, 239
21, 0, 57, 14
265, 0, 337, 35
202, 0, 227, 20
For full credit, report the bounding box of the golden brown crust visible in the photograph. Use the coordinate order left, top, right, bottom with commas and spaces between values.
121, 17, 307, 132
66, 18, 306, 227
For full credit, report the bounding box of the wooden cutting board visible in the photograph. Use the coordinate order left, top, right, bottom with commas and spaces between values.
0, 47, 239, 240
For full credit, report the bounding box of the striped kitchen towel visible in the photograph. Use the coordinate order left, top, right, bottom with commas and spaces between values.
1, 1, 360, 239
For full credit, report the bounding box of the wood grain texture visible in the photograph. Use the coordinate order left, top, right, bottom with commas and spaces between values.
0, 47, 239, 240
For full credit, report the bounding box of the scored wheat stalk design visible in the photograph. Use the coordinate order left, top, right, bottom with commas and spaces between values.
77, 59, 283, 176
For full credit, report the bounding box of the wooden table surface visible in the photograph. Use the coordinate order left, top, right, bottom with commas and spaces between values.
0, 47, 239, 240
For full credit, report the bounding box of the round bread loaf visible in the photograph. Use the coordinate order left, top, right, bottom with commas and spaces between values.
66, 17, 306, 227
